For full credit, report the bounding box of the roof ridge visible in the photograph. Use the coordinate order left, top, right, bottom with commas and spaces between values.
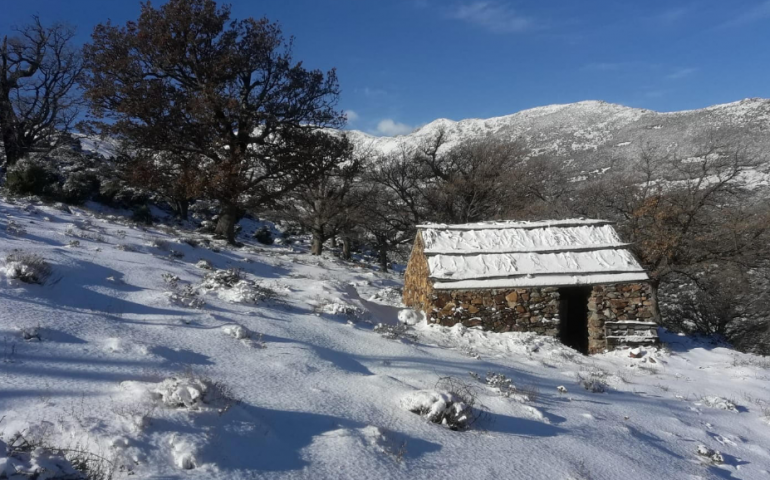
418, 219, 614, 231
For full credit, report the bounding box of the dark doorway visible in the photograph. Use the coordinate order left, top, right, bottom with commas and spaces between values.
558, 287, 592, 354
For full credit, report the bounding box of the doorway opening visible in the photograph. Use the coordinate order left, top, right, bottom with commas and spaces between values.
558, 286, 592, 354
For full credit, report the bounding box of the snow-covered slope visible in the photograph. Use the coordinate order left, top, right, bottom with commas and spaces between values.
350, 98, 770, 175
1, 198, 770, 479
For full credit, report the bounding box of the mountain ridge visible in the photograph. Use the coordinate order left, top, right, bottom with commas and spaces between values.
348, 98, 770, 176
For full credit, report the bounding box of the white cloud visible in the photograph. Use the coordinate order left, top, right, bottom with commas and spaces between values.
344, 110, 360, 123
667, 67, 697, 80
376, 119, 413, 136
450, 1, 533, 34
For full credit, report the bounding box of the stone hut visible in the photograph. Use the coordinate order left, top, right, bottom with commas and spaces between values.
403, 219, 659, 354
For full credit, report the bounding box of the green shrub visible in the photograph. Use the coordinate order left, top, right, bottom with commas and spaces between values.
5, 158, 58, 197
132, 204, 154, 225
61, 171, 100, 204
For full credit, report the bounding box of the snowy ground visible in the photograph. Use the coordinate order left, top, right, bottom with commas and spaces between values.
1, 198, 769, 479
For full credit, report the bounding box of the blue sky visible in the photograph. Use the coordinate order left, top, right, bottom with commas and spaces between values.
2, 0, 770, 135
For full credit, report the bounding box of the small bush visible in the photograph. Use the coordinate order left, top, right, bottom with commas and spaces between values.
469, 371, 517, 397
5, 157, 58, 198
577, 368, 609, 393
3, 253, 52, 285
696, 445, 724, 464
61, 171, 100, 204
314, 299, 366, 322
167, 285, 205, 309
253, 226, 274, 245
180, 236, 200, 248
195, 259, 213, 270
161, 273, 180, 288
147, 237, 169, 251
131, 205, 153, 225
401, 377, 482, 431
374, 323, 417, 342
200, 269, 242, 290
1, 430, 115, 480
150, 374, 238, 413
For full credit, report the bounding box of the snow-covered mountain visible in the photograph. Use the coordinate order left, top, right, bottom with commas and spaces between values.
349, 98, 770, 172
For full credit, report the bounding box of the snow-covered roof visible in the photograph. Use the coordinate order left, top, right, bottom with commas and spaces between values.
419, 220, 648, 289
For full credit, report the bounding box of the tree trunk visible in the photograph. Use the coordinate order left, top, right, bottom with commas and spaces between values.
215, 203, 241, 244
0, 100, 23, 165
342, 236, 351, 260
175, 199, 190, 221
649, 277, 662, 325
311, 230, 323, 255
378, 243, 388, 272
311, 216, 325, 255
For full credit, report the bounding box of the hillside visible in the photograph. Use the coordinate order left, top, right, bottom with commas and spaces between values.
1, 198, 770, 479
349, 98, 770, 180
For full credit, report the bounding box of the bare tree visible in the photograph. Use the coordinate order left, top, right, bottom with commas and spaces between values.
83, 0, 344, 243
414, 131, 526, 223
122, 149, 206, 220
0, 16, 82, 165
276, 132, 364, 255
570, 132, 770, 342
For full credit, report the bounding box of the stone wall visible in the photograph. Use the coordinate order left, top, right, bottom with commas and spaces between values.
421, 282, 658, 354
427, 287, 561, 334
587, 283, 658, 353
403, 232, 433, 311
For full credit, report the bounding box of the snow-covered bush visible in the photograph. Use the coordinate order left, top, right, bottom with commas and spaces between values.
195, 259, 213, 270
401, 377, 480, 431
314, 299, 366, 322
115, 244, 138, 252
200, 268, 242, 289
147, 237, 169, 251
696, 445, 724, 464
0, 431, 114, 480
577, 368, 609, 393
161, 273, 180, 288
150, 375, 237, 412
61, 170, 100, 205
3, 253, 52, 285
19, 326, 41, 342
65, 223, 105, 243
4, 157, 59, 198
222, 324, 266, 348
469, 371, 516, 397
167, 285, 205, 309
369, 287, 403, 305
200, 269, 277, 304
374, 323, 417, 341
701, 396, 738, 412
397, 308, 423, 326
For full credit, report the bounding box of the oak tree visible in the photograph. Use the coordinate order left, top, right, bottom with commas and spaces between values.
83, 0, 344, 242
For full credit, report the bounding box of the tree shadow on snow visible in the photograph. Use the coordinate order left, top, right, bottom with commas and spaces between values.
480, 411, 565, 437
148, 403, 442, 473
151, 345, 214, 366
